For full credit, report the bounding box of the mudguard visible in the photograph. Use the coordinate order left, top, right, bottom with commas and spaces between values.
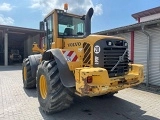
42, 49, 75, 87
28, 54, 42, 78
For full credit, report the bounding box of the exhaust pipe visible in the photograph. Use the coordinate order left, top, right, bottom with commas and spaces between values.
85, 8, 94, 36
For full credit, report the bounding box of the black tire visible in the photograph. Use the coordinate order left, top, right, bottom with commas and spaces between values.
22, 58, 36, 89
37, 60, 74, 114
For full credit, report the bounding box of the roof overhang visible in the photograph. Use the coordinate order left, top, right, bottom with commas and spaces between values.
132, 6, 160, 20
95, 18, 160, 35
0, 25, 44, 36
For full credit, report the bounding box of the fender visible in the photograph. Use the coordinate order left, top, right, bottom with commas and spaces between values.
28, 54, 42, 78
42, 49, 75, 87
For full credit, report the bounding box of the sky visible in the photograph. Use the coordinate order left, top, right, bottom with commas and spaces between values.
0, 0, 160, 33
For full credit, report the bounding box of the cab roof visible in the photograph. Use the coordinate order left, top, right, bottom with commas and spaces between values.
44, 9, 83, 19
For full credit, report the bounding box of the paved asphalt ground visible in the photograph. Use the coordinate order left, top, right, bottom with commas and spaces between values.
0, 66, 160, 120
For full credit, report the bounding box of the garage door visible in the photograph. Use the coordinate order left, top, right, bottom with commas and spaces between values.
134, 30, 148, 83
147, 27, 160, 86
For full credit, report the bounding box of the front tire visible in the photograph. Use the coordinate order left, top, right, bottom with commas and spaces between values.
37, 60, 74, 114
22, 58, 36, 89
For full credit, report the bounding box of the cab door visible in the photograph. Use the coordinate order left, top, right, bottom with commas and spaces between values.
45, 15, 54, 49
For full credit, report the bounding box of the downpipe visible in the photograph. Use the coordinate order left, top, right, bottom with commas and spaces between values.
141, 25, 150, 87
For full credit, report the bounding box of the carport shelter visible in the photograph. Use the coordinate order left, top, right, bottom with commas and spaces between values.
0, 25, 44, 66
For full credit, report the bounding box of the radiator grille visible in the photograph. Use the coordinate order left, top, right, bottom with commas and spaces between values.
103, 47, 129, 77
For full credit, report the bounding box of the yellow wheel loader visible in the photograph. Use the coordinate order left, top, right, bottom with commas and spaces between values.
22, 4, 144, 114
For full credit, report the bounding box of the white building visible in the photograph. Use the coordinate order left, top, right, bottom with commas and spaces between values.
96, 6, 160, 86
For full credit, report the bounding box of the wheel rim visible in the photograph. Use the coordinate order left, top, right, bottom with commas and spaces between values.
39, 75, 48, 99
23, 66, 27, 81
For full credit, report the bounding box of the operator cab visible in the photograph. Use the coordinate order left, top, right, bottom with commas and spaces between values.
39, 4, 93, 50
40, 9, 85, 50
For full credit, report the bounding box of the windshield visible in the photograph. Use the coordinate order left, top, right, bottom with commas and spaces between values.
58, 14, 85, 37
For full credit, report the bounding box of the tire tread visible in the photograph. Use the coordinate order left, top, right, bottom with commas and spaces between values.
37, 60, 74, 114
22, 58, 36, 89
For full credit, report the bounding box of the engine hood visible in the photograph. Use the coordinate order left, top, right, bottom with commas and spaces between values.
83, 34, 125, 45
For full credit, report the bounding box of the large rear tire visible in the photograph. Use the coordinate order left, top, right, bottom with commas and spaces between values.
37, 60, 74, 114
22, 58, 36, 89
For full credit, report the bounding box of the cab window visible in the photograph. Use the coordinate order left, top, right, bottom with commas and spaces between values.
58, 14, 84, 37
46, 15, 53, 48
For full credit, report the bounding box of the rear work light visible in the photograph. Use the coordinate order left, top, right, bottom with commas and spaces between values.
87, 76, 92, 83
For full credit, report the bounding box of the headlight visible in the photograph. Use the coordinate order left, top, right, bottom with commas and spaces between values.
124, 42, 128, 46
106, 41, 113, 46
57, 10, 64, 13
108, 42, 112, 45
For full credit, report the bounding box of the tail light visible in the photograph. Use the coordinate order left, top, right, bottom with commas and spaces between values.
87, 76, 92, 83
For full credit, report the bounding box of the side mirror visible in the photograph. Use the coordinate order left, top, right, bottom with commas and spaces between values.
40, 21, 44, 30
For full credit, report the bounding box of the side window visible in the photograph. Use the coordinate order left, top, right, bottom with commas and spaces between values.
46, 15, 53, 49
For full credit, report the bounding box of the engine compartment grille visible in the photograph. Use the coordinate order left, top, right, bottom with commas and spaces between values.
103, 47, 129, 77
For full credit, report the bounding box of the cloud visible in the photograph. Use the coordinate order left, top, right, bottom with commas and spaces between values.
30, 0, 103, 16
0, 14, 14, 25
0, 3, 13, 11
94, 4, 103, 15
0, 3, 14, 25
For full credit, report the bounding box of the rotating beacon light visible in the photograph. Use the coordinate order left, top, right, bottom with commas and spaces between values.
64, 3, 68, 12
